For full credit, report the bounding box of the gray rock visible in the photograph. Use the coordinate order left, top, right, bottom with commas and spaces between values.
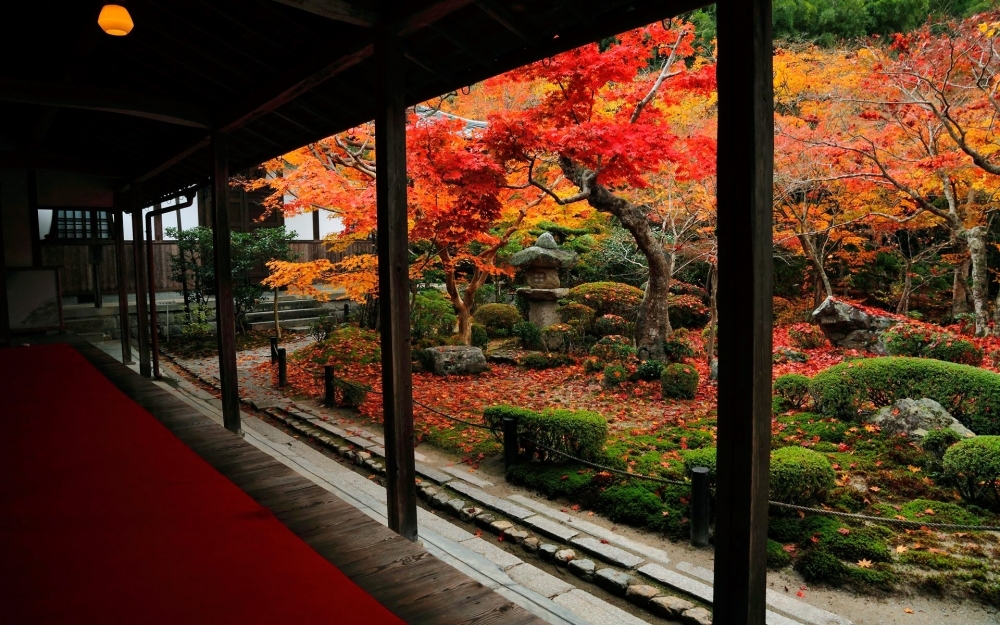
554, 549, 576, 565
423, 346, 488, 376
490, 520, 514, 534
567, 558, 596, 581
460, 506, 483, 522
474, 512, 496, 529
625, 584, 661, 605
354, 451, 371, 466
773, 347, 808, 363
649, 596, 696, 618
522, 537, 540, 552
681, 607, 713, 625
418, 486, 437, 502
870, 398, 976, 440
709, 358, 718, 381
504, 529, 529, 544
812, 296, 897, 352
509, 232, 578, 269
594, 568, 631, 596
446, 498, 466, 516
539, 544, 559, 562
431, 492, 451, 509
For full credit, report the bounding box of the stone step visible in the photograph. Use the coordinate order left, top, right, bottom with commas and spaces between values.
248, 316, 324, 331
245, 307, 326, 323
250, 299, 325, 313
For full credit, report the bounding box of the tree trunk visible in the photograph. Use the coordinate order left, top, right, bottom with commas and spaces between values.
273, 287, 282, 339
964, 227, 990, 336
953, 255, 973, 316
797, 233, 832, 306
455, 300, 472, 345
558, 156, 672, 358
896, 260, 912, 315
706, 264, 718, 365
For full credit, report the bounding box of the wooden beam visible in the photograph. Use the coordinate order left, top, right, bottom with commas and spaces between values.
129, 187, 152, 377
713, 1, 773, 624
112, 201, 132, 364
211, 133, 242, 434
472, 0, 536, 46
374, 25, 417, 542
269, 0, 377, 27
0, 152, 130, 179
0, 183, 9, 348
0, 81, 213, 129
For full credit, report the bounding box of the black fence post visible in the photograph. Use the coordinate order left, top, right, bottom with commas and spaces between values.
503, 417, 519, 473
270, 336, 278, 364
324, 365, 335, 407
343, 303, 350, 322
690, 466, 711, 547
278, 348, 287, 387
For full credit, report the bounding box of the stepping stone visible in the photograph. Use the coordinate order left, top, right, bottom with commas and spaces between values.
507, 563, 574, 599
441, 464, 495, 487
638, 563, 713, 603
447, 481, 533, 520
346, 435, 375, 448
567, 558, 595, 581
625, 584, 660, 605
459, 506, 483, 522
539, 544, 558, 562
446, 498, 466, 515
594, 568, 631, 596
473, 512, 496, 529
553, 589, 650, 625
415, 463, 451, 484
459, 537, 521, 571
522, 537, 540, 552
431, 492, 451, 509
504, 529, 529, 544
570, 536, 644, 569
490, 520, 514, 534
764, 589, 852, 625
554, 549, 575, 565
521, 514, 579, 543
682, 607, 713, 625
650, 596, 695, 618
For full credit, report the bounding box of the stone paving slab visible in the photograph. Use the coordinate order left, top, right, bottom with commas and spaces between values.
460, 537, 523, 571
507, 563, 575, 599
767, 610, 806, 625
637, 563, 713, 603
441, 464, 495, 487
508, 495, 671, 565
522, 515, 579, 543
448, 481, 533, 520
570, 536, 644, 569
553, 589, 650, 625
415, 462, 452, 484
676, 561, 713, 582
493, 585, 591, 625
313, 420, 349, 437
345, 435, 376, 448
418, 508, 477, 543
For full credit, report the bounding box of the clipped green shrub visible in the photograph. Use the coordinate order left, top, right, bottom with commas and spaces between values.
770, 447, 835, 505
506, 462, 594, 500
334, 378, 371, 408
483, 405, 607, 462
565, 282, 644, 321
883, 325, 984, 365
681, 447, 717, 478
874, 498, 983, 526
633, 359, 666, 382
518, 352, 572, 369
943, 436, 1000, 511
809, 357, 1000, 434
796, 549, 844, 583
470, 323, 489, 350
663, 331, 696, 363
597, 484, 664, 526
602, 363, 628, 388
667, 294, 711, 329
922, 428, 962, 461
558, 302, 596, 332
661, 363, 699, 399
590, 335, 637, 362
774, 374, 812, 410
474, 303, 522, 337
823, 527, 892, 563
583, 356, 604, 374
541, 323, 575, 352
512, 320, 543, 350
411, 289, 457, 340
787, 323, 827, 349
768, 539, 792, 569
594, 314, 632, 337
670, 281, 709, 302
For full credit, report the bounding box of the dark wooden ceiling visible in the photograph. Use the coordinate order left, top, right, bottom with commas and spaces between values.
1, 0, 708, 206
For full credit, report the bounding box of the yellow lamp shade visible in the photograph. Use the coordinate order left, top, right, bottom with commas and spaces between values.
98, 5, 134, 36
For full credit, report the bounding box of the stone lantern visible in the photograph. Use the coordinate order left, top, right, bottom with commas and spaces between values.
509, 232, 577, 328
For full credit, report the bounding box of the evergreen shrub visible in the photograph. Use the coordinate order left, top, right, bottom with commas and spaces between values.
483, 405, 607, 461
470, 323, 490, 350
602, 363, 628, 387
667, 294, 710, 329
558, 302, 596, 332
633, 359, 666, 381
512, 320, 543, 350
474, 303, 522, 337
518, 352, 572, 369
883, 325, 983, 365
594, 314, 632, 337
809, 357, 1000, 434
590, 335, 637, 362
770, 446, 835, 505
943, 436, 1000, 511
662, 331, 696, 363
773, 373, 812, 410
565, 282, 644, 320
681, 446, 717, 478
661, 363, 699, 399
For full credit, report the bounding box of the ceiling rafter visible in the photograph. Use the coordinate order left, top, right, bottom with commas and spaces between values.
269, 0, 377, 27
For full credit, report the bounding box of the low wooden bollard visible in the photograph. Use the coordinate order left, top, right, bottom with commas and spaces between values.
324, 365, 335, 407
277, 348, 287, 387
503, 417, 519, 473
270, 336, 278, 364
690, 466, 711, 547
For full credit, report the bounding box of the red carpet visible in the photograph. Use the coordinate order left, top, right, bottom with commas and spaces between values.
0, 344, 404, 624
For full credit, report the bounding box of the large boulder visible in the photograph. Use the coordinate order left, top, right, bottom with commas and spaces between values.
868, 398, 977, 440
423, 346, 488, 376
812, 297, 897, 352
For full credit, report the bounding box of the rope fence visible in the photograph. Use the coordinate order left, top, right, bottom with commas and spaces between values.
268, 342, 1000, 536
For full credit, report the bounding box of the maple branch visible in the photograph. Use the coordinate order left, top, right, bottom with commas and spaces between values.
630, 28, 687, 124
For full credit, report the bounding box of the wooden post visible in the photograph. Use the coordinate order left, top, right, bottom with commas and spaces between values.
374, 24, 417, 542
713, 1, 774, 624
130, 187, 151, 377
27, 171, 41, 267
689, 467, 710, 548
324, 364, 335, 407
211, 132, 242, 434
0, 187, 9, 348
112, 202, 132, 364
145, 211, 161, 379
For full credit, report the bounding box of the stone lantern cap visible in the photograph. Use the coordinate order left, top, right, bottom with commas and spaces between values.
509, 232, 578, 269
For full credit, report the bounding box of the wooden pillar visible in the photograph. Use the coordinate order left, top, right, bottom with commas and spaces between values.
374, 26, 417, 541
27, 170, 41, 267
211, 133, 242, 433
112, 201, 132, 364
130, 187, 151, 377
713, 2, 773, 624
0, 188, 9, 348
312, 209, 320, 241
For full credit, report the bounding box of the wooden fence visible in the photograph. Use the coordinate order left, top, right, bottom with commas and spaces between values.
42, 240, 375, 296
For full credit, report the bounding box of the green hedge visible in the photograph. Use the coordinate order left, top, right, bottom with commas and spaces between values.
470, 323, 489, 349
770, 446, 835, 505
565, 282, 644, 321
483, 405, 607, 462
883, 325, 983, 365
590, 335, 636, 362
774, 373, 811, 410
662, 363, 699, 399
594, 314, 632, 337
512, 320, 543, 349
474, 303, 522, 337
809, 357, 1000, 435
943, 436, 1000, 511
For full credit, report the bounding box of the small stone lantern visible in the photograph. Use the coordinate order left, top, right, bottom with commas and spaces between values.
509, 232, 578, 328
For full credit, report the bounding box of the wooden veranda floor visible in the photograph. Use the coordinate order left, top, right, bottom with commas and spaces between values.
4, 335, 542, 625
